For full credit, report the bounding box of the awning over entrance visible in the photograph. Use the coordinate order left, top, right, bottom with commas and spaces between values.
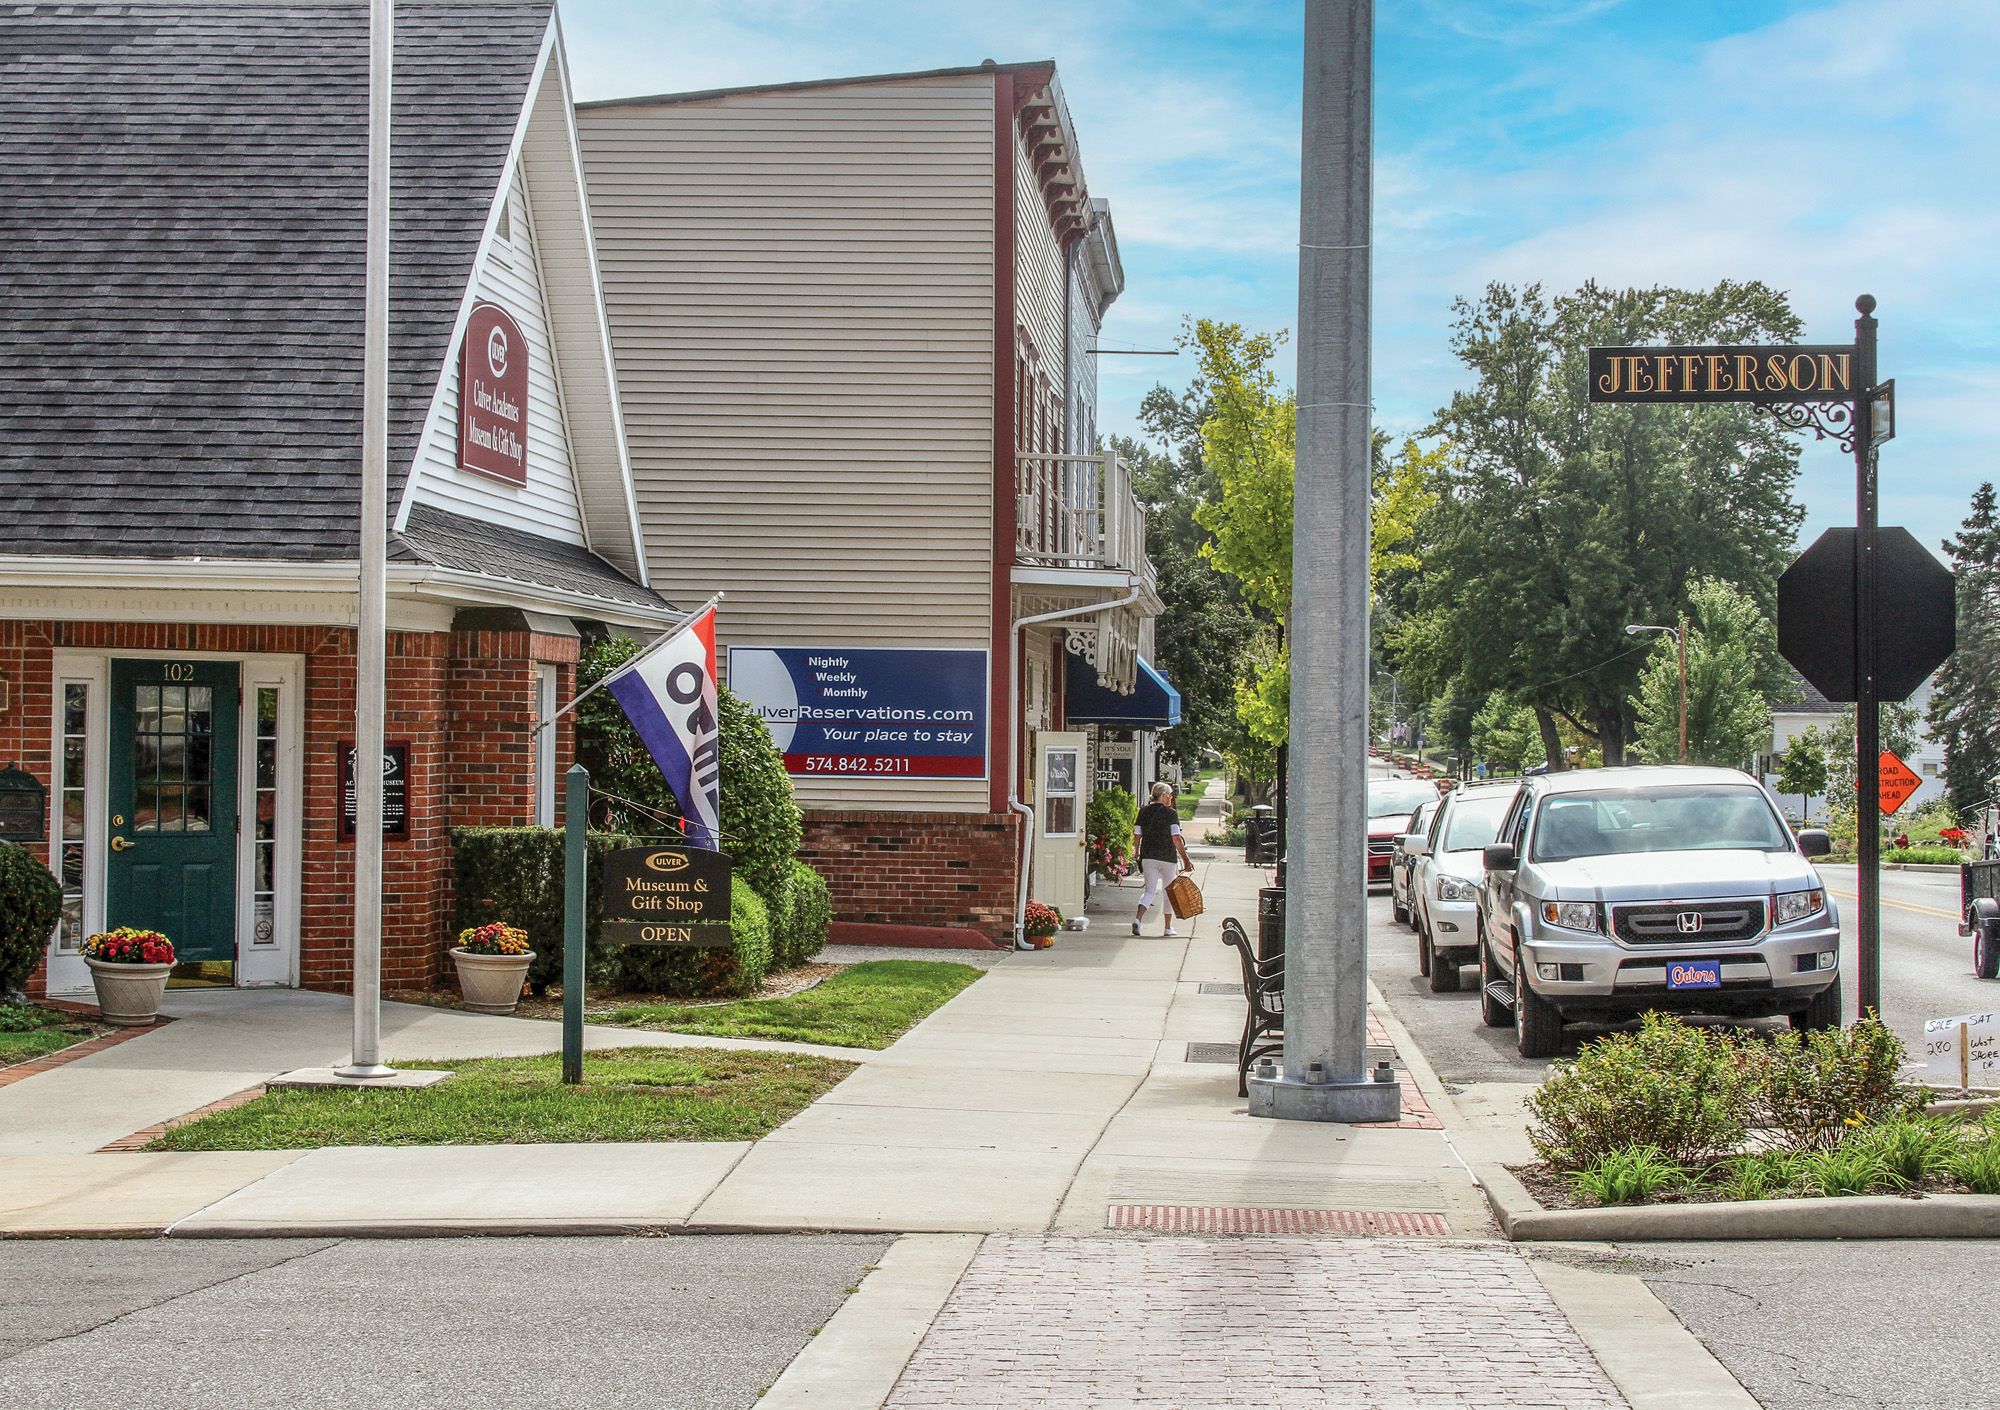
1065, 653, 1181, 728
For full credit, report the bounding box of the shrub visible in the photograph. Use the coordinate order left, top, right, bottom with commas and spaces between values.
1709, 1151, 1803, 1202
451, 827, 637, 992
610, 877, 771, 998
0, 842, 62, 996
1882, 845, 1964, 865
1949, 1138, 2000, 1195
1086, 786, 1138, 880
1851, 1115, 1968, 1185
1526, 1013, 1754, 1171
1567, 1146, 1685, 1206
770, 862, 831, 968
0, 1002, 65, 1034
575, 638, 803, 900
1752, 1016, 1915, 1153
1800, 1146, 1902, 1197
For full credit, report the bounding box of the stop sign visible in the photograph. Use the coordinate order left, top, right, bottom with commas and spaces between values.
1778, 527, 1956, 702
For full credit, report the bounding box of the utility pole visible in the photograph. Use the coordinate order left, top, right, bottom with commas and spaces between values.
1250, 0, 1399, 1123
1854, 296, 1881, 1017
336, 0, 395, 1080
1677, 614, 1689, 765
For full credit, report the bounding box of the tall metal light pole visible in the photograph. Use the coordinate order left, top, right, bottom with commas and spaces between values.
1625, 622, 1687, 763
1250, 0, 1399, 1123
336, 0, 395, 1080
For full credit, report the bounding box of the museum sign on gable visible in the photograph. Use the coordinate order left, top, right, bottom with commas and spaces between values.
458, 301, 529, 485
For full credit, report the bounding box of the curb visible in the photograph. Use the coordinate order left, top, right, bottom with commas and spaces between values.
1883, 862, 1964, 873
1478, 1161, 2000, 1240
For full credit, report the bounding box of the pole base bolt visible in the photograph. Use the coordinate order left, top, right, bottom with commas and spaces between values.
1372, 1061, 1394, 1083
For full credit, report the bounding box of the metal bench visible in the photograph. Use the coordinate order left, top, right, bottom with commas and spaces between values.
1220, 916, 1283, 1097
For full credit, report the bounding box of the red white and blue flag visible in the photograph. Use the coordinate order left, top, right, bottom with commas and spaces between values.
606, 604, 722, 849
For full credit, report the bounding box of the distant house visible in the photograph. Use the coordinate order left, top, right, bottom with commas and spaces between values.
0, 2, 671, 998
577, 63, 1172, 940
1764, 674, 1945, 820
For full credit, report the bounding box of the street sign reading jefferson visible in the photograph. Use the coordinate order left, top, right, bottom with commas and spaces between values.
1587, 345, 1856, 404
600, 845, 732, 947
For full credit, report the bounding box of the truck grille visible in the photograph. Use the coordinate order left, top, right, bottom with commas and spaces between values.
1612, 900, 1766, 946
1366, 838, 1396, 855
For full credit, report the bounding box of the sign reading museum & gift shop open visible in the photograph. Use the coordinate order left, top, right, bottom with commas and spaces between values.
600, 845, 732, 947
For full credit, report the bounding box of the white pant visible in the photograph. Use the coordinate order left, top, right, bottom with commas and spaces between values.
1137, 858, 1180, 917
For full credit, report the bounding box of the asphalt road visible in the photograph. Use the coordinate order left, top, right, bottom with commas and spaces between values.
1366, 854, 2000, 1087
1529, 1241, 2000, 1410
0, 1234, 889, 1410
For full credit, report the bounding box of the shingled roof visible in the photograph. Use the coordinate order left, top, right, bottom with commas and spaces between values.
0, 0, 568, 565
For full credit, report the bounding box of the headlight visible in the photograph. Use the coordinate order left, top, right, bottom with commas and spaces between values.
1540, 900, 1600, 932
1776, 889, 1826, 925
1436, 876, 1479, 903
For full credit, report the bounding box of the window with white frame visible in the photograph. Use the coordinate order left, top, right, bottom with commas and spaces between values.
250, 686, 280, 947
55, 682, 87, 952
534, 664, 558, 826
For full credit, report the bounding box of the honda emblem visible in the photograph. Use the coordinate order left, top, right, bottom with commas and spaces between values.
1676, 912, 1704, 934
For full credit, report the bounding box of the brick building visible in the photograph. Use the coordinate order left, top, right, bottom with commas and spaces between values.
0, 2, 673, 998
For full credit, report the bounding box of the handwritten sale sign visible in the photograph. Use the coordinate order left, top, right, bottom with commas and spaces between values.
1922, 1010, 2000, 1089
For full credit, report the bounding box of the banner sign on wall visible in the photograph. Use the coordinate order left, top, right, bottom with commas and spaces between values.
727, 646, 988, 780
458, 301, 529, 485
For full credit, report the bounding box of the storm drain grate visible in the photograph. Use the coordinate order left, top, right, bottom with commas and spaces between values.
1196, 981, 1243, 995
1184, 1042, 1239, 1064
1108, 1205, 1451, 1237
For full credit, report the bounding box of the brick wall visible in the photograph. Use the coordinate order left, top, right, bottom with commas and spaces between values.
800, 809, 1021, 941
5, 617, 578, 999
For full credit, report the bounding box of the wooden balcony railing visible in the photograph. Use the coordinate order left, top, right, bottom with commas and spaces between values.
1014, 450, 1154, 589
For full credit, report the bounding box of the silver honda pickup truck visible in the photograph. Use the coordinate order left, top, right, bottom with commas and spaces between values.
1475, 766, 1842, 1058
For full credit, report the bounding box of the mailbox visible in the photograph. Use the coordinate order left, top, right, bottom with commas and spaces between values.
0, 763, 47, 844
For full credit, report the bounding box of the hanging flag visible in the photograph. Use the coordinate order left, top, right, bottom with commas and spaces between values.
605, 605, 723, 849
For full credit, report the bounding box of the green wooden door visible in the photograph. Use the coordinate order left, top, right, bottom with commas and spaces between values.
106, 660, 240, 963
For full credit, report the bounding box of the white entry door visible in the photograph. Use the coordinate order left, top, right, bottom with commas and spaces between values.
1034, 731, 1088, 914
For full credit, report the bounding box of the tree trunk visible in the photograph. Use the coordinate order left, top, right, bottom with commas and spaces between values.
1534, 707, 1567, 771
1596, 702, 1627, 767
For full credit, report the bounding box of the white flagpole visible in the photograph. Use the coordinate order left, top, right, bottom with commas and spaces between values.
337, 0, 395, 1080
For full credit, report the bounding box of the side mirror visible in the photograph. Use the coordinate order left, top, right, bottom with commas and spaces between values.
1798, 828, 1832, 859
1483, 842, 1517, 871
1401, 834, 1429, 857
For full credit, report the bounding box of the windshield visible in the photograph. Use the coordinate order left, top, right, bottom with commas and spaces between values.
1441, 792, 1514, 852
1368, 780, 1436, 819
1531, 785, 1793, 862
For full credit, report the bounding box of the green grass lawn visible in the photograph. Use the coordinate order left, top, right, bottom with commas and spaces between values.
148, 1048, 855, 1151
594, 959, 982, 1050
0, 1005, 102, 1068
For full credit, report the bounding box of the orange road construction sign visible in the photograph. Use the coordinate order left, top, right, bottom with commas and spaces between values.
1879, 751, 1922, 815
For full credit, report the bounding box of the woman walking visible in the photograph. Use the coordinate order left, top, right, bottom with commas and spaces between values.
1132, 781, 1195, 936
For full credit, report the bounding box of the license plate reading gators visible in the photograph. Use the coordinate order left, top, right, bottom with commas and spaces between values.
1667, 959, 1722, 990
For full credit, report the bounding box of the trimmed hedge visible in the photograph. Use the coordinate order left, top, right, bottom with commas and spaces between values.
0, 843, 63, 997
770, 861, 832, 968
610, 878, 771, 998
452, 827, 637, 992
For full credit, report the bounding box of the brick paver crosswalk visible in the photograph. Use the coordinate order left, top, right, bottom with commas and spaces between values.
885, 1236, 1627, 1409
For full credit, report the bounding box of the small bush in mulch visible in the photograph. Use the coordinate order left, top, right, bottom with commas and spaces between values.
1518, 1015, 1998, 1208
0, 1002, 112, 1068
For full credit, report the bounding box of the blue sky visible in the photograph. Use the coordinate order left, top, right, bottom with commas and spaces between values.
561, 0, 1999, 557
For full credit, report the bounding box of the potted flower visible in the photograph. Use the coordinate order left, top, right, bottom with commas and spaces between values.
82, 927, 176, 1026
1023, 901, 1062, 950
450, 922, 535, 1014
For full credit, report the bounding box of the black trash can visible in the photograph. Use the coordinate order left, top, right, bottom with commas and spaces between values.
1257, 886, 1285, 966
1244, 804, 1278, 865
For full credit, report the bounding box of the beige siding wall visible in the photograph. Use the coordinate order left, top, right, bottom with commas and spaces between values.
1013, 121, 1066, 438
409, 161, 587, 543
577, 75, 998, 811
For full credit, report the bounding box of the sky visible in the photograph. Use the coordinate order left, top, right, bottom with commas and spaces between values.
560, 0, 2000, 558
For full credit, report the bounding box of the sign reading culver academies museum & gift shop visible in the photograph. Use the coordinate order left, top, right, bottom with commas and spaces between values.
600, 845, 732, 947
459, 301, 529, 485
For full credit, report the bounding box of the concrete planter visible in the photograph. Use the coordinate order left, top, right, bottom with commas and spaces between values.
451, 948, 535, 1014
85, 958, 173, 1026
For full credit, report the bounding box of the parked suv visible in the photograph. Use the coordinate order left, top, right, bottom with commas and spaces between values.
1475, 766, 1841, 1058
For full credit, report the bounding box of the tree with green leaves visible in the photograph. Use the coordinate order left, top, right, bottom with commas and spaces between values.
1471, 694, 1546, 774
1407, 280, 1805, 767
1775, 727, 1829, 820
1927, 482, 2000, 817
1821, 700, 1922, 815
1630, 577, 1778, 767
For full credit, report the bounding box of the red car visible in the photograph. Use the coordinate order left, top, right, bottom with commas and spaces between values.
1367, 777, 1442, 886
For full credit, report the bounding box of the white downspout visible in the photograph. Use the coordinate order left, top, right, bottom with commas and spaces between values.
1010, 583, 1143, 949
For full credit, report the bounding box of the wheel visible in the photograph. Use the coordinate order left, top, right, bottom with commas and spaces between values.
1416, 923, 1432, 977
1429, 933, 1461, 993
1478, 929, 1511, 1028
1392, 889, 1409, 926
1976, 923, 2000, 981
1514, 967, 1563, 1058
1791, 981, 1843, 1031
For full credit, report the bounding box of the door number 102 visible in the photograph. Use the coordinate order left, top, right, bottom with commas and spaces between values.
161, 662, 197, 682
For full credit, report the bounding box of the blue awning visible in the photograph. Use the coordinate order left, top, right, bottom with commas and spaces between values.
1065, 653, 1181, 728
